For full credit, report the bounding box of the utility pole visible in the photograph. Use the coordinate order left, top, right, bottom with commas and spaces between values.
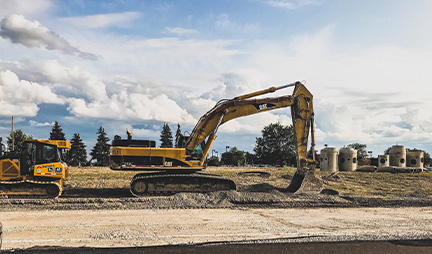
11, 116, 14, 152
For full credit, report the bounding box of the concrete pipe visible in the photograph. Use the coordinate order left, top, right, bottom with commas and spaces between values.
320, 147, 338, 172
339, 147, 357, 171
389, 145, 406, 167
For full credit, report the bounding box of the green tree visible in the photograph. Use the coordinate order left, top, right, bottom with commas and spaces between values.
175, 123, 182, 148
7, 129, 33, 157
49, 121, 66, 140
253, 123, 296, 166
90, 126, 110, 166
160, 123, 173, 148
424, 151, 431, 166
245, 152, 255, 165
207, 156, 220, 166
221, 147, 246, 166
347, 143, 368, 159
67, 133, 87, 166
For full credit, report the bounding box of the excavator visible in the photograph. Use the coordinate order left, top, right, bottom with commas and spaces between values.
0, 138, 70, 198
110, 81, 322, 196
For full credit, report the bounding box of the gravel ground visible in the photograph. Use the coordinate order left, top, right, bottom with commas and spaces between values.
0, 167, 431, 252
1, 207, 432, 251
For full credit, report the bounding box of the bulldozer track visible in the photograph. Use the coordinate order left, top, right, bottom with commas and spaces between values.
0, 179, 62, 199
130, 172, 236, 197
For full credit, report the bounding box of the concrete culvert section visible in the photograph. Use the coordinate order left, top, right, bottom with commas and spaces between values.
390, 145, 406, 167
339, 148, 357, 172
406, 150, 424, 170
378, 155, 390, 167
320, 148, 338, 172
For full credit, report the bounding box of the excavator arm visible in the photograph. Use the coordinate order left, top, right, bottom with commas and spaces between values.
184, 81, 321, 193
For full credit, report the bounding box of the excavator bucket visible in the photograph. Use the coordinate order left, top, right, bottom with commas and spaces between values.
286, 160, 323, 194
286, 170, 323, 194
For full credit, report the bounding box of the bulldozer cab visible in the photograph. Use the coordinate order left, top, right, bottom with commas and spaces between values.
20, 141, 63, 175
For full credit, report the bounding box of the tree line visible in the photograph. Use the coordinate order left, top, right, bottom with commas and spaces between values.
5, 121, 430, 167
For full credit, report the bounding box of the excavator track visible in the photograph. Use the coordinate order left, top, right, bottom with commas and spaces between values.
0, 179, 62, 199
130, 172, 236, 197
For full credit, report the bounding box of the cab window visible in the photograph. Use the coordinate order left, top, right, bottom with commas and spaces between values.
36, 143, 59, 164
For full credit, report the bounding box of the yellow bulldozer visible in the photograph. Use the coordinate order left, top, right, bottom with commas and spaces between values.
0, 138, 70, 198
110, 81, 322, 196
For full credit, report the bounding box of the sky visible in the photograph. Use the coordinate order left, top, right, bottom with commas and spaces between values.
1, 0, 432, 159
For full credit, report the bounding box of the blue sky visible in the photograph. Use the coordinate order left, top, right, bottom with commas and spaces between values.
1, 0, 432, 159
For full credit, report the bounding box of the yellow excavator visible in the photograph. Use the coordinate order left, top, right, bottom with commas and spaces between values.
110, 81, 322, 196
0, 139, 70, 198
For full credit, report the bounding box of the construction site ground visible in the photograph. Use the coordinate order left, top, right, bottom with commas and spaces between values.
1, 166, 432, 252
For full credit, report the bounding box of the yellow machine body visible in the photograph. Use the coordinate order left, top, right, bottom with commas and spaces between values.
0, 139, 70, 198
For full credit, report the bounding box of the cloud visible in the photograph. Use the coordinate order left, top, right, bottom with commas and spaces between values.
0, 14, 98, 60
263, 0, 322, 10
29, 120, 54, 127
0, 0, 52, 18
214, 14, 260, 33
0, 70, 63, 117
60, 11, 141, 29
0, 59, 108, 101
67, 92, 196, 124
0, 59, 196, 124
163, 27, 199, 35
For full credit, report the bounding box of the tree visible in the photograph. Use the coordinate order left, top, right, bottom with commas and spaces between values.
424, 151, 431, 166
90, 126, 110, 166
245, 152, 255, 165
347, 143, 368, 159
207, 156, 220, 166
253, 123, 296, 166
175, 123, 182, 148
221, 147, 246, 166
7, 129, 33, 157
160, 123, 173, 148
49, 121, 66, 140
67, 133, 87, 166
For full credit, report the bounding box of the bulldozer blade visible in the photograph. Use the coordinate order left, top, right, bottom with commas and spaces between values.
286, 170, 323, 194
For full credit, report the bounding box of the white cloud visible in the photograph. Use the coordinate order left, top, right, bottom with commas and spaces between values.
0, 59, 195, 124
214, 14, 260, 33
29, 120, 54, 127
60, 12, 141, 29
67, 92, 196, 124
0, 0, 52, 18
0, 14, 97, 60
0, 70, 62, 117
163, 27, 199, 35
0, 60, 108, 101
263, 0, 322, 10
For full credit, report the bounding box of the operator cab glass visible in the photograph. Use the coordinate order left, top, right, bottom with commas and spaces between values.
35, 143, 59, 164
191, 144, 203, 160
